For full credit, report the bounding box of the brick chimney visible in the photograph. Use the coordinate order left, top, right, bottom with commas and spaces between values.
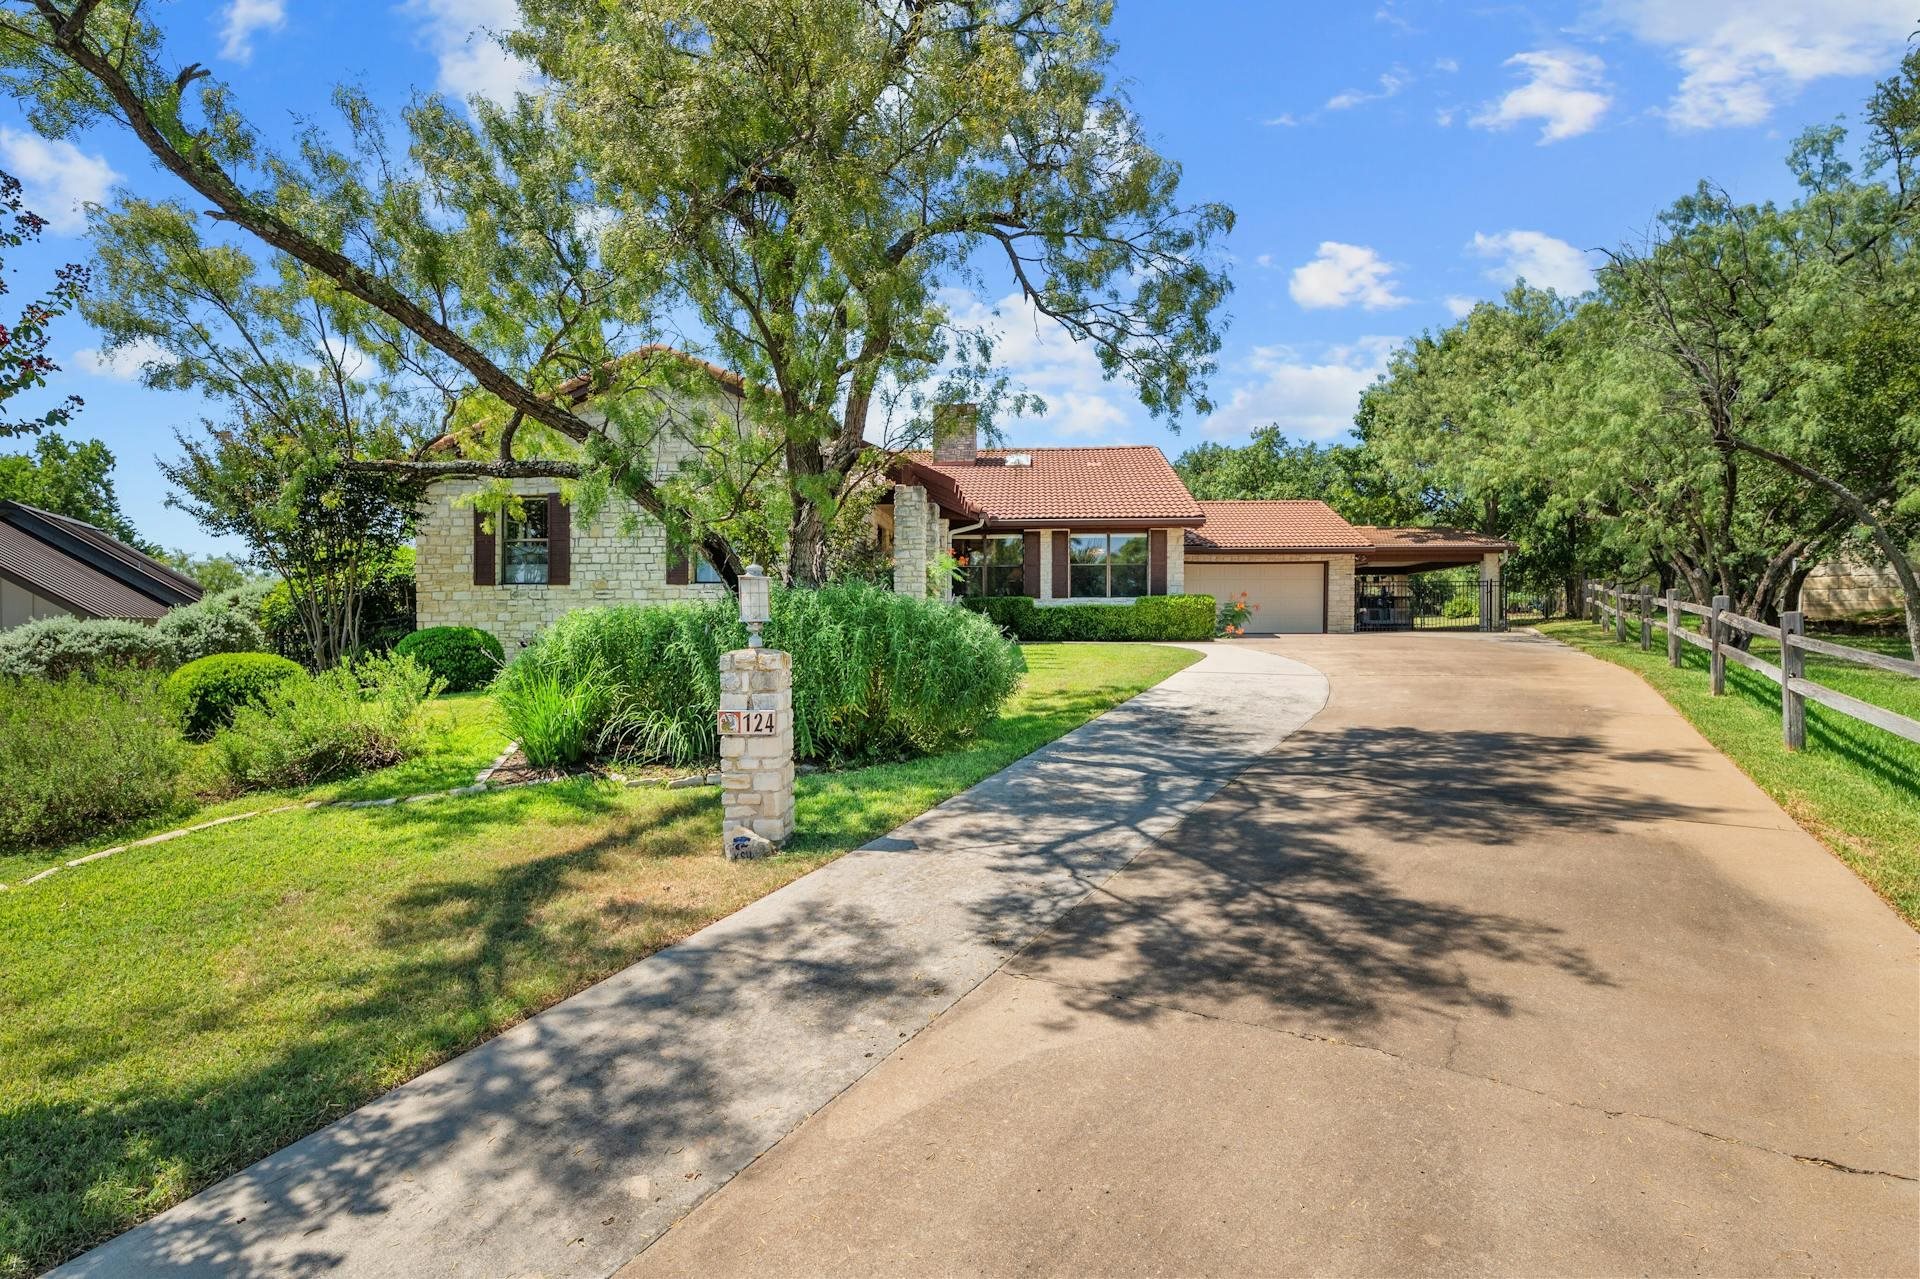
932, 402, 979, 464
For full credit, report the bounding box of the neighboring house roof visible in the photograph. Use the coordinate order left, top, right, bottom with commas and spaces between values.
1185, 500, 1374, 552
899, 446, 1206, 528
1356, 525, 1517, 553
0, 501, 202, 621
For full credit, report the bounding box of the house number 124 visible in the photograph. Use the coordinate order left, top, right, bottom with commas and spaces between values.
717, 710, 780, 737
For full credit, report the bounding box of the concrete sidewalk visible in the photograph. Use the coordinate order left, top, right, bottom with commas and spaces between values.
61, 644, 1329, 1278
630, 632, 1919, 1278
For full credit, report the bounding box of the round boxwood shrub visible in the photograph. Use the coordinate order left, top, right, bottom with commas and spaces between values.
165, 652, 306, 741
393, 625, 505, 692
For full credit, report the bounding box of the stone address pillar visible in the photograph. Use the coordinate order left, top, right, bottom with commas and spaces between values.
719, 647, 794, 860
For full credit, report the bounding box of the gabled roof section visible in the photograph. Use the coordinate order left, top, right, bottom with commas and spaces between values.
1185, 500, 1372, 551
898, 446, 1206, 528
1356, 525, 1517, 552
0, 501, 201, 621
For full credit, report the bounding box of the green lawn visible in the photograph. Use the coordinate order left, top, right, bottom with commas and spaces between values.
0, 642, 1200, 1278
1539, 620, 1919, 925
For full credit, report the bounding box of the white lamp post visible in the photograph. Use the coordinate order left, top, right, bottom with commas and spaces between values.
738, 563, 772, 648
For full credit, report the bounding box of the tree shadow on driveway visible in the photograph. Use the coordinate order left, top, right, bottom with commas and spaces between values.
990, 725, 1733, 1036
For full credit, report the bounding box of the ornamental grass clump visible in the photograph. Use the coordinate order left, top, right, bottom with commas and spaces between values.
496, 581, 1023, 766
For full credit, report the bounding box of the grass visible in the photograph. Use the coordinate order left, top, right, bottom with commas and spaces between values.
0, 692, 514, 886
1539, 620, 1919, 925
0, 641, 1199, 1278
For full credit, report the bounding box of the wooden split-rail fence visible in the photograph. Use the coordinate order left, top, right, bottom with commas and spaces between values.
1584, 583, 1920, 752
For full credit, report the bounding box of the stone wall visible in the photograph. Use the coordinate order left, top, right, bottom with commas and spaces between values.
1803, 555, 1908, 620
415, 476, 727, 654
891, 484, 932, 599
719, 647, 794, 857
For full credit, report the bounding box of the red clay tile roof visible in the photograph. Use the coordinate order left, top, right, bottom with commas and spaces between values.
900, 447, 1205, 527
1356, 525, 1516, 552
1185, 500, 1373, 551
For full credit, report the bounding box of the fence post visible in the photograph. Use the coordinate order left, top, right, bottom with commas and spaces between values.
1709, 594, 1729, 695
1666, 589, 1681, 667
1781, 610, 1806, 751
1639, 590, 1652, 650
1615, 586, 1628, 644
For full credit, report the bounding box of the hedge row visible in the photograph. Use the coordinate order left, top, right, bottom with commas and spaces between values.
960, 594, 1216, 642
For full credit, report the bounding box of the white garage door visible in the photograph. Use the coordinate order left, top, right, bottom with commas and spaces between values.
1186, 562, 1325, 634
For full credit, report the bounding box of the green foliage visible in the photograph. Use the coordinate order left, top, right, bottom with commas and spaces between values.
394, 625, 504, 693
498, 583, 1024, 766
151, 549, 266, 594
1215, 592, 1253, 637
152, 586, 269, 664
0, 171, 86, 439
259, 550, 415, 664
1440, 593, 1477, 619
164, 652, 305, 741
960, 594, 1216, 643
211, 655, 442, 790
1173, 427, 1422, 527
0, 434, 142, 542
493, 662, 608, 768
0, 670, 185, 850
0, 615, 172, 680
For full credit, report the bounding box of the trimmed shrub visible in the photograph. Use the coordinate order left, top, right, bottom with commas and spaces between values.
154, 585, 270, 665
1440, 593, 1477, 619
0, 615, 172, 680
960, 594, 1216, 643
0, 669, 186, 849
497, 582, 1025, 766
211, 653, 442, 790
394, 625, 505, 692
165, 652, 306, 740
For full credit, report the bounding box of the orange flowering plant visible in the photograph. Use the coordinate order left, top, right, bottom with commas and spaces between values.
1216, 590, 1256, 637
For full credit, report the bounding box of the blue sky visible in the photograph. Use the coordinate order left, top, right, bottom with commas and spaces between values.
0, 0, 1912, 554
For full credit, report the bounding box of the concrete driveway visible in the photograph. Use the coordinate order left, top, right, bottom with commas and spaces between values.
629, 633, 1919, 1277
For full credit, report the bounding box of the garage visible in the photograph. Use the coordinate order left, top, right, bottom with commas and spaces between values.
1186, 560, 1326, 634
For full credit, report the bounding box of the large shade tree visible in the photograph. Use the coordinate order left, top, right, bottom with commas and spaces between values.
1, 0, 1232, 586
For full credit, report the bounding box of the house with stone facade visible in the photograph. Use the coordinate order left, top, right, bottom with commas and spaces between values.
417, 388, 1511, 647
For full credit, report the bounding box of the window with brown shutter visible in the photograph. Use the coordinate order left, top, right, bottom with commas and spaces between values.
473, 511, 495, 586
546, 494, 570, 586
665, 542, 689, 585
1051, 531, 1069, 598
1023, 531, 1041, 597
1148, 529, 1167, 595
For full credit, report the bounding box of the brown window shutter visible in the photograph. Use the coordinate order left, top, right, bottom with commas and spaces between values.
1022, 531, 1041, 598
546, 494, 570, 586
1052, 531, 1069, 599
665, 539, 690, 585
1148, 529, 1167, 596
473, 511, 495, 586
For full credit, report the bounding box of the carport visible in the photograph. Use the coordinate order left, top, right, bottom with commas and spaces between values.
1353, 526, 1516, 631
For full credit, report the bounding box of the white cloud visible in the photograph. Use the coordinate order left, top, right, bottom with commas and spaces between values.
1599, 0, 1909, 129
219, 0, 285, 62
72, 338, 176, 382
408, 0, 537, 105
1288, 242, 1409, 311
1469, 230, 1596, 296
1253, 253, 1275, 269
1202, 337, 1400, 442
940, 288, 1133, 441
1433, 57, 1460, 74
1263, 112, 1301, 128
1444, 294, 1478, 318
0, 128, 119, 236
1470, 50, 1611, 143
1326, 68, 1409, 112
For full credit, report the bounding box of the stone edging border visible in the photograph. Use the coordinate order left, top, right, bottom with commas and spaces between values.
0, 745, 725, 895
